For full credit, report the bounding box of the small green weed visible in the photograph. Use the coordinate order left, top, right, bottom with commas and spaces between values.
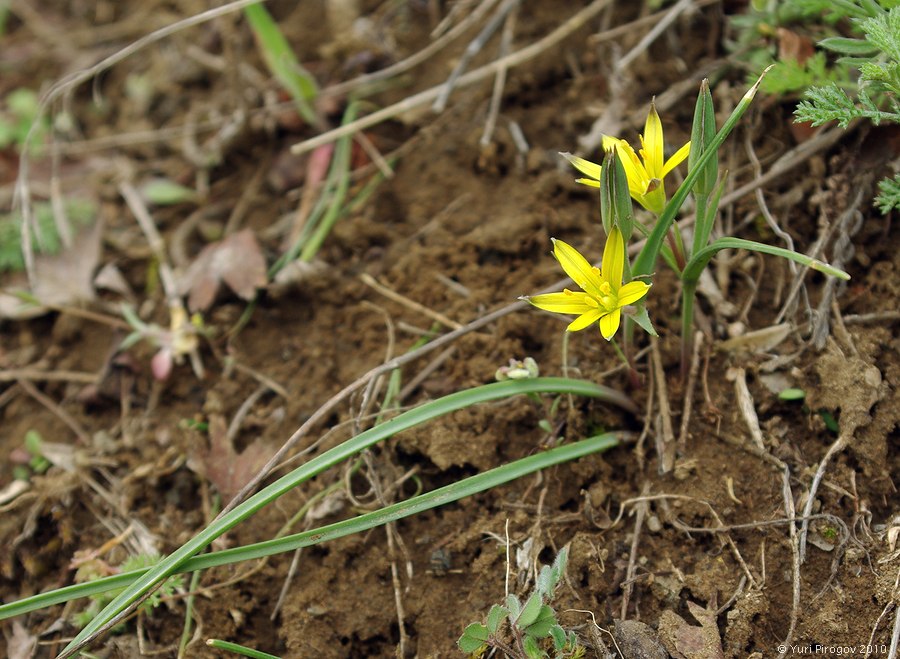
0, 88, 50, 154
0, 199, 96, 273
458, 547, 584, 658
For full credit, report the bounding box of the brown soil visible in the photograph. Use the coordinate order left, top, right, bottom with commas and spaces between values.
1, 2, 898, 658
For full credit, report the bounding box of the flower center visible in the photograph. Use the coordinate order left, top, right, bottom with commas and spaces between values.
595, 281, 617, 311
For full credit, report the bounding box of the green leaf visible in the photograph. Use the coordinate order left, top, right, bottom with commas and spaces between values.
522, 634, 544, 659
523, 605, 557, 638
458, 623, 490, 653
243, 4, 318, 126
205, 639, 280, 659
779, 388, 806, 401
517, 592, 543, 628
818, 36, 879, 56
140, 179, 198, 206
550, 624, 567, 650
551, 545, 568, 584
536, 565, 553, 598
2, 431, 621, 623
682, 236, 850, 284
629, 304, 658, 337
506, 594, 522, 621
486, 604, 509, 634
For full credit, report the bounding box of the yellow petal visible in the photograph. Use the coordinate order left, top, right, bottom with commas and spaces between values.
552, 239, 603, 297
617, 280, 651, 306
600, 226, 624, 288
528, 291, 595, 315
567, 308, 604, 332
561, 152, 602, 182
661, 141, 692, 179
575, 177, 601, 188
642, 101, 664, 178
599, 309, 622, 340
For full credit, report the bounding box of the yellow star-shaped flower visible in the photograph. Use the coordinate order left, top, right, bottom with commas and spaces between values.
562, 101, 691, 215
525, 226, 650, 341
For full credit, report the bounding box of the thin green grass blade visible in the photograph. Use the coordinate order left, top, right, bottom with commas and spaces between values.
2, 432, 620, 622
682, 237, 850, 284
244, 4, 318, 126
299, 102, 357, 262
58, 378, 631, 656
206, 639, 280, 659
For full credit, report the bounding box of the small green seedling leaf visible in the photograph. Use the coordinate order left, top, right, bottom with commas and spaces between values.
516, 592, 543, 628
550, 624, 567, 650
524, 604, 557, 638
457, 623, 490, 653
486, 604, 509, 634
536, 564, 553, 597
522, 634, 543, 659
505, 594, 522, 620
629, 304, 659, 337
140, 178, 198, 206
550, 546, 568, 584
818, 409, 840, 433
778, 388, 806, 401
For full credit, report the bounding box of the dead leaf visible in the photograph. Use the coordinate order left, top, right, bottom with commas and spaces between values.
179, 229, 267, 312
187, 413, 271, 501
0, 218, 102, 319
658, 599, 725, 659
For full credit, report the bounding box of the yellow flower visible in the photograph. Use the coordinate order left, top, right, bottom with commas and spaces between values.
526, 226, 650, 341
563, 101, 691, 214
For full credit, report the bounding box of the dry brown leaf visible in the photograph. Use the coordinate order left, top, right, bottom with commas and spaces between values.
0, 219, 102, 319
179, 229, 267, 312
659, 599, 725, 659
187, 413, 271, 502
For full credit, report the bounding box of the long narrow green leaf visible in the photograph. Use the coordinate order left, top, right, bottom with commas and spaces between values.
299, 102, 357, 262
244, 4, 318, 126
1, 432, 620, 621
681, 237, 850, 284
58, 378, 631, 656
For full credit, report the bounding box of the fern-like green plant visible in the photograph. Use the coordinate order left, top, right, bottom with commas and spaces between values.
794, 3, 900, 212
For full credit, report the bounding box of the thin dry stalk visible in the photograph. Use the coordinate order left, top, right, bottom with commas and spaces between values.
359, 273, 463, 330
293, 0, 616, 155
433, 0, 521, 113
728, 367, 766, 451
677, 331, 703, 455
650, 337, 675, 473
16, 378, 89, 443
777, 468, 801, 658
799, 433, 849, 562
480, 3, 517, 146
614, 0, 696, 73
620, 484, 650, 618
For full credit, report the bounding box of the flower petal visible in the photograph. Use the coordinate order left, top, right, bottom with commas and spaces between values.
661, 141, 692, 179
599, 309, 621, 340
600, 226, 625, 288
567, 308, 604, 332
575, 177, 601, 188
642, 101, 664, 178
617, 280, 651, 306
528, 291, 595, 315
560, 152, 602, 182
552, 239, 603, 297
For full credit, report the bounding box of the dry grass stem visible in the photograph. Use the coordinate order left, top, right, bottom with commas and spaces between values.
650, 337, 675, 474
359, 273, 463, 330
